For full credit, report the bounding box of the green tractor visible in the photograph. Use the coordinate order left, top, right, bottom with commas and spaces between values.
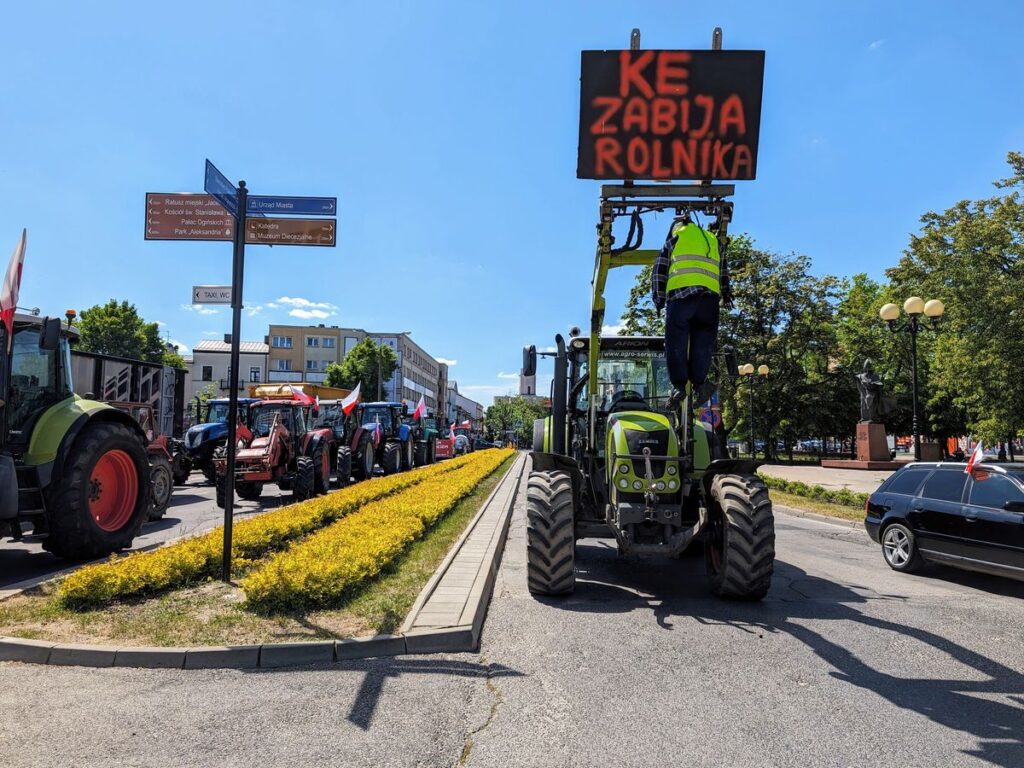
405, 412, 440, 467
0, 313, 151, 560
524, 182, 775, 600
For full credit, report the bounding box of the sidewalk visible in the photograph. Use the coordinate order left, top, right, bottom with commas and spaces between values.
758, 463, 894, 494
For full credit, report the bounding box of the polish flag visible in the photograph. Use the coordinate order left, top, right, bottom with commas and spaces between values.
449, 422, 456, 439
1, 229, 26, 340
965, 441, 985, 474
341, 382, 362, 415
288, 385, 315, 407
413, 395, 426, 420
461, 420, 471, 429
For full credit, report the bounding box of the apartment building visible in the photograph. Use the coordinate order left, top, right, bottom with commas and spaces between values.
187, 337, 269, 402
447, 382, 485, 430
266, 324, 448, 413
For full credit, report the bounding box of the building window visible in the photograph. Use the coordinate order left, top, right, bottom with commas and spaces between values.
306, 360, 318, 371
272, 336, 292, 348
307, 337, 319, 348
201, 366, 213, 381
344, 336, 358, 355
275, 359, 292, 371
249, 367, 261, 383
323, 337, 336, 349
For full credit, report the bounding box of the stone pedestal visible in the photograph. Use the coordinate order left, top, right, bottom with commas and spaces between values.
920, 441, 943, 461
857, 422, 890, 462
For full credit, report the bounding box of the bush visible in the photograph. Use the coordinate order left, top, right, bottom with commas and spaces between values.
57, 453, 485, 609
243, 450, 513, 613
760, 473, 868, 509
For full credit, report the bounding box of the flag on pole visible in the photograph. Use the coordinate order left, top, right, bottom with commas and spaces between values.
461, 420, 471, 429
449, 422, 456, 439
413, 395, 426, 420
965, 441, 985, 474
288, 385, 315, 407
341, 382, 362, 415
1, 229, 27, 340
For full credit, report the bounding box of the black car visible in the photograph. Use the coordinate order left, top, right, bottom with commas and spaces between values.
865, 462, 1024, 580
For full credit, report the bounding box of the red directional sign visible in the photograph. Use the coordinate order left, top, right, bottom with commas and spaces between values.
244, 217, 336, 247
144, 193, 234, 241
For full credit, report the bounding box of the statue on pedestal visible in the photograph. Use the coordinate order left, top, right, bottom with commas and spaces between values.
856, 359, 887, 423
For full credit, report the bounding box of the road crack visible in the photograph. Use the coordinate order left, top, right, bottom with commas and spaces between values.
459, 656, 506, 766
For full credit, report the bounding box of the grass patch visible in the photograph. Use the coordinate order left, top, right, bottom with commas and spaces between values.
769, 489, 866, 522
0, 453, 516, 646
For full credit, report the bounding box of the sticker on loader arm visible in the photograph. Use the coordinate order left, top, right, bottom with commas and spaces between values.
577, 49, 765, 181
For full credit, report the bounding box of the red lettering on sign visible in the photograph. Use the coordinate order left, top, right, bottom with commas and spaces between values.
691, 95, 715, 138
650, 140, 672, 178
700, 139, 712, 176
719, 94, 746, 136
651, 98, 675, 135
618, 50, 655, 98
594, 137, 624, 176
731, 145, 755, 178
671, 138, 698, 177
627, 137, 650, 174
622, 97, 649, 133
711, 140, 735, 177
655, 51, 691, 95
590, 96, 622, 135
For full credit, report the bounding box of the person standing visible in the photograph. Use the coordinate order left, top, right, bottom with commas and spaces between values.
652, 215, 732, 408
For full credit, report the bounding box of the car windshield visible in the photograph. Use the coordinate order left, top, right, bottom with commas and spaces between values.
580, 349, 672, 411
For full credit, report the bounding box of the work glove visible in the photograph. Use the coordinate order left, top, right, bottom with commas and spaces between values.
720, 287, 735, 310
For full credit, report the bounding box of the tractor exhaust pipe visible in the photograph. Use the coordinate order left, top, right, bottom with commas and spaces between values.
551, 334, 568, 455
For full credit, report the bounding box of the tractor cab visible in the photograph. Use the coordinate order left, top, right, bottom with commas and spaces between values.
357, 402, 406, 438
3, 315, 72, 451
313, 400, 354, 442
250, 400, 307, 453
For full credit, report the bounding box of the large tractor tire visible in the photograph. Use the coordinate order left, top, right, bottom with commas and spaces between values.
236, 481, 264, 502
171, 451, 192, 486
382, 442, 402, 475
44, 421, 151, 561
215, 473, 226, 508
354, 435, 376, 480
428, 439, 436, 465
413, 442, 427, 467
313, 443, 331, 495
336, 446, 353, 488
292, 456, 315, 501
148, 455, 173, 521
705, 474, 775, 601
402, 439, 415, 471
526, 469, 576, 596
201, 456, 217, 485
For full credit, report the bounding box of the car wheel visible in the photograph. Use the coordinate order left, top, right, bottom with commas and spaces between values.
881, 522, 923, 573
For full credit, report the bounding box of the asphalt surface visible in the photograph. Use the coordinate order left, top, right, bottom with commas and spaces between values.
2, 463, 1023, 767
0, 474, 294, 590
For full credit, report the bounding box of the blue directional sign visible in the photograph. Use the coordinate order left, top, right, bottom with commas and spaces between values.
246, 195, 337, 216
204, 159, 238, 218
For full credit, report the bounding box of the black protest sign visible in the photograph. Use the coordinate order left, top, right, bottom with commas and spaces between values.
577, 49, 765, 181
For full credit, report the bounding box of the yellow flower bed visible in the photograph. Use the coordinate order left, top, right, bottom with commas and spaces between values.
243, 449, 513, 613
57, 454, 482, 609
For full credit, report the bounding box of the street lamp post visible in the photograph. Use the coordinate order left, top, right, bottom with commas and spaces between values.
879, 297, 945, 461
739, 363, 769, 459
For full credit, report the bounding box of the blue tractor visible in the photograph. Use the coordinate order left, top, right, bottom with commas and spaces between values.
184, 398, 259, 483
354, 402, 416, 476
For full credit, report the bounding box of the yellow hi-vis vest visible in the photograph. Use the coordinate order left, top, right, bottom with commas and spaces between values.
666, 223, 721, 295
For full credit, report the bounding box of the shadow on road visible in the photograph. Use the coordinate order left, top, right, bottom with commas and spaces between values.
544, 544, 1024, 767
250, 656, 525, 731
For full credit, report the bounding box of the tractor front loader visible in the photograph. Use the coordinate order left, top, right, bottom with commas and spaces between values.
525, 182, 775, 600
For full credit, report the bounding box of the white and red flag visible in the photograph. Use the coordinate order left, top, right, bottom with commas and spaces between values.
461, 420, 471, 429
964, 441, 985, 474
341, 382, 362, 415
288, 385, 315, 407
413, 395, 426, 420
1, 229, 26, 340
449, 422, 456, 439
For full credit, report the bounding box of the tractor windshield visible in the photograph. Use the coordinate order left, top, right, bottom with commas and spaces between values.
315, 403, 343, 428
580, 349, 672, 411
205, 402, 230, 424
6, 325, 72, 441
361, 407, 392, 430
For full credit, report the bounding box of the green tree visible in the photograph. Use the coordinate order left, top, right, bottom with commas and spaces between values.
324, 338, 398, 399
485, 396, 548, 445
77, 300, 176, 365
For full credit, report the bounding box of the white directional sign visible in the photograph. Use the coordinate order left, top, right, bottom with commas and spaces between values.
192, 285, 232, 304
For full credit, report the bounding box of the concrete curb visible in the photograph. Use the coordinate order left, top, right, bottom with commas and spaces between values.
0, 454, 528, 671
774, 502, 867, 531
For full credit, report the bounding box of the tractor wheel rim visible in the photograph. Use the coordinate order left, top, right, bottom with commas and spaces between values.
153, 467, 171, 505
89, 450, 138, 532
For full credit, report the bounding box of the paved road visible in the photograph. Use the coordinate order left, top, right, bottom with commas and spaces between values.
0, 475, 294, 590
2, 466, 1022, 767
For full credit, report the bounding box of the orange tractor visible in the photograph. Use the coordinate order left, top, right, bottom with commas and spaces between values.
213, 398, 336, 507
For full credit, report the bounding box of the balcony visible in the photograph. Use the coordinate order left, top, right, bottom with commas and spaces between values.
268, 371, 302, 383
218, 379, 247, 390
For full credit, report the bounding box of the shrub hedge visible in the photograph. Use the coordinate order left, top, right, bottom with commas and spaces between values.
242, 449, 513, 613
760, 474, 868, 509
57, 452, 484, 609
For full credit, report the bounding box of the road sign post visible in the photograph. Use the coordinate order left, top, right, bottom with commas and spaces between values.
220, 179, 247, 583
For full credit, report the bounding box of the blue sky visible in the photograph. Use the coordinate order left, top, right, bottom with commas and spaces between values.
3, 1, 1022, 404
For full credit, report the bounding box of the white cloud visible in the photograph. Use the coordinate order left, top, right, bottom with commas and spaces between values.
289, 308, 333, 320
266, 302, 280, 309
497, 372, 519, 379
436, 357, 457, 366
868, 39, 885, 51
246, 304, 263, 317
275, 296, 338, 310
155, 320, 167, 327
181, 304, 220, 316
602, 324, 624, 336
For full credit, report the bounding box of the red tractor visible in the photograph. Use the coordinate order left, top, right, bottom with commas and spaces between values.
106, 401, 186, 521
213, 399, 336, 507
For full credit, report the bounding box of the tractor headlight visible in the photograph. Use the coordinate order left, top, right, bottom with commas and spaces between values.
632, 480, 642, 490
618, 463, 629, 474
619, 478, 628, 489
656, 481, 665, 491
667, 464, 677, 475
668, 480, 678, 490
